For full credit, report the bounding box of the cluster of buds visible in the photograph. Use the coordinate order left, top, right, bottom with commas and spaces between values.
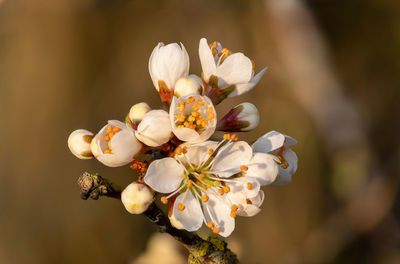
68, 38, 298, 237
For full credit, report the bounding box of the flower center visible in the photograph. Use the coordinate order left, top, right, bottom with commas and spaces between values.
174, 96, 215, 135
103, 125, 121, 154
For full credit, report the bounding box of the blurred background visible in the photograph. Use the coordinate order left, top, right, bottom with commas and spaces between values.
1, 0, 399, 263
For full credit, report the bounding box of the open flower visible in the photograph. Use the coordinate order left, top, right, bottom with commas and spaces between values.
199, 38, 267, 104
144, 137, 278, 237
252, 131, 298, 185
91, 120, 142, 167
68, 129, 94, 159
149, 42, 190, 104
217, 102, 260, 132
170, 94, 217, 143
135, 110, 172, 147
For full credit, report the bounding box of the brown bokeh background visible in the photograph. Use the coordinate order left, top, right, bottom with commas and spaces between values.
1, 0, 399, 263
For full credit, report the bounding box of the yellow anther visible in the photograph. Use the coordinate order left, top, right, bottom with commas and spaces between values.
178, 203, 185, 211
177, 125, 185, 128
202, 195, 209, 202
201, 120, 208, 127
192, 104, 199, 111
223, 186, 230, 193
207, 183, 212, 189
208, 149, 214, 155
187, 180, 193, 188
223, 133, 231, 140
161, 196, 168, 204
212, 227, 221, 234
188, 116, 195, 122
207, 222, 215, 228
196, 119, 202, 125
231, 204, 239, 212
179, 103, 185, 112
230, 211, 237, 218
176, 114, 186, 122
103, 149, 111, 154
184, 121, 190, 127
218, 188, 225, 196
191, 111, 199, 117
213, 181, 220, 187
175, 147, 183, 155
240, 165, 248, 172
247, 182, 253, 190
199, 173, 206, 180
207, 113, 215, 120
197, 99, 205, 106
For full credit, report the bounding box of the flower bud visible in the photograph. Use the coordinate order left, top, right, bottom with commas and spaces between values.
135, 110, 172, 147
128, 102, 151, 125
149, 42, 189, 104
217, 103, 260, 132
67, 129, 94, 159
174, 75, 201, 97
121, 182, 154, 214
91, 120, 142, 167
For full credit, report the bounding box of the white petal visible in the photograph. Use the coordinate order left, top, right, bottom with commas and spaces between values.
252, 130, 285, 153
149, 42, 163, 90
177, 141, 218, 167
211, 141, 253, 177
216, 53, 253, 87
144, 158, 185, 193
199, 38, 217, 82
273, 149, 298, 186
172, 191, 203, 232
229, 67, 267, 97
247, 153, 279, 186
228, 176, 260, 199
236, 190, 265, 217
135, 110, 172, 147
203, 191, 235, 237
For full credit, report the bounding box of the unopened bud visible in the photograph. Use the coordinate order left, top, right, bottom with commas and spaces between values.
217, 103, 260, 132
67, 129, 94, 159
121, 182, 154, 214
174, 75, 201, 97
128, 102, 151, 125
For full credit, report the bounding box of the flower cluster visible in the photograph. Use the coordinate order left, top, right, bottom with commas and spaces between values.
68, 38, 298, 237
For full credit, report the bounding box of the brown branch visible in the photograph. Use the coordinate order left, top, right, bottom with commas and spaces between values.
77, 172, 239, 264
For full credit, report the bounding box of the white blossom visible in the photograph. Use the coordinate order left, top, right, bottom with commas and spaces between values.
91, 120, 142, 167
169, 94, 217, 143
67, 129, 94, 159
143, 138, 278, 237
198, 38, 267, 102
128, 102, 151, 126
174, 74, 202, 98
135, 110, 172, 147
121, 182, 154, 214
252, 131, 298, 185
149, 42, 189, 103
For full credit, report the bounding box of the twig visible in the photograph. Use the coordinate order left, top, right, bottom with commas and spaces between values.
77, 172, 239, 264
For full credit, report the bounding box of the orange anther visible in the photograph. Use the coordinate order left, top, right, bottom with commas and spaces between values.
247, 182, 253, 190
202, 195, 209, 202
183, 146, 188, 154
212, 227, 221, 234
223, 133, 231, 140
207, 222, 215, 228
192, 104, 199, 111
103, 149, 110, 154
197, 99, 205, 106
106, 126, 112, 133
201, 120, 208, 127
199, 173, 206, 180
178, 203, 185, 211
175, 147, 183, 155
207, 183, 212, 189
191, 111, 199, 117
231, 204, 239, 212
207, 113, 215, 120
161, 196, 168, 204
208, 149, 214, 155
240, 165, 248, 171
230, 211, 237, 218
223, 186, 230, 193
218, 188, 225, 196
208, 107, 214, 113
112, 127, 121, 133
184, 121, 190, 127
105, 135, 110, 141
187, 180, 193, 188
230, 134, 238, 141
